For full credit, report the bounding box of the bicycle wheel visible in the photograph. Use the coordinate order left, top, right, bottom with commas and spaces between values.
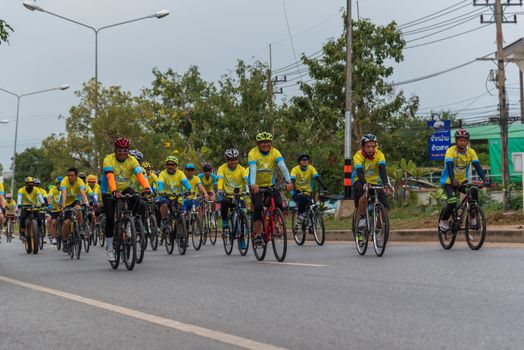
291, 211, 306, 246
465, 204, 487, 250
191, 215, 203, 251
7, 220, 13, 243
99, 215, 106, 247
176, 215, 188, 255
209, 212, 218, 245
39, 225, 44, 251
75, 222, 82, 260
56, 235, 62, 251
222, 220, 234, 256
312, 209, 325, 246
134, 218, 146, 264
93, 223, 98, 246
201, 211, 209, 245
148, 215, 159, 251
352, 210, 368, 256
31, 219, 39, 255
164, 219, 175, 255
110, 235, 121, 270
252, 230, 267, 261
83, 222, 91, 253
121, 217, 137, 271
24, 225, 33, 254
372, 203, 389, 257
437, 209, 456, 249
271, 208, 287, 262
238, 211, 250, 256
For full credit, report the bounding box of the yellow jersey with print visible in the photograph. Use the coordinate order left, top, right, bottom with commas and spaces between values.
17, 187, 45, 206
198, 173, 218, 193
148, 171, 159, 191
217, 164, 248, 195
157, 169, 190, 197
5, 200, 16, 215
47, 186, 62, 212
60, 178, 87, 206
186, 176, 202, 200
352, 149, 386, 185
247, 147, 284, 187
0, 182, 4, 196
440, 145, 479, 185
38, 187, 48, 200
291, 165, 319, 195
101, 154, 141, 193
87, 183, 102, 205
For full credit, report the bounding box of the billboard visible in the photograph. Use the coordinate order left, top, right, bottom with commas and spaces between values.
427, 116, 451, 161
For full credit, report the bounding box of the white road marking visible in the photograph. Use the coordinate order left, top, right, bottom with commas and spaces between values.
259, 261, 327, 267
0, 275, 287, 350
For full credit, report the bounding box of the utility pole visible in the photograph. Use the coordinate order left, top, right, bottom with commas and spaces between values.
474, 0, 521, 209
344, 0, 353, 199
266, 44, 286, 134
520, 70, 524, 123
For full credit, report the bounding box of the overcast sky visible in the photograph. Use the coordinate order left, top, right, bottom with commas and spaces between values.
1, 0, 523, 171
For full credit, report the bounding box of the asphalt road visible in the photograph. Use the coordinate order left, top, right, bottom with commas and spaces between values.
1, 237, 523, 350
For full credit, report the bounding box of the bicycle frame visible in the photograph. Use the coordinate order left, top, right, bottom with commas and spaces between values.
364, 185, 384, 234
260, 188, 278, 243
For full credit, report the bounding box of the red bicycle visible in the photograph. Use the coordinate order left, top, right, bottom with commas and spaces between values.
251, 187, 287, 262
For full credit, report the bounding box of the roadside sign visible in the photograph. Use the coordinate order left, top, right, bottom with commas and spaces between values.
427, 116, 451, 161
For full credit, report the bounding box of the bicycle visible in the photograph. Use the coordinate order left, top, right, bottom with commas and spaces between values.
144, 196, 159, 251
62, 207, 82, 260
21, 205, 40, 255
110, 194, 138, 271
81, 206, 92, 253
38, 206, 47, 250
351, 185, 390, 257
222, 189, 250, 256
159, 194, 188, 255
437, 183, 487, 250
251, 186, 287, 262
186, 195, 204, 251
291, 191, 326, 246
201, 199, 218, 245
97, 213, 106, 247
5, 214, 15, 243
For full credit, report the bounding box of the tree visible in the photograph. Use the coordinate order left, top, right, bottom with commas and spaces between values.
13, 147, 53, 186
0, 19, 13, 44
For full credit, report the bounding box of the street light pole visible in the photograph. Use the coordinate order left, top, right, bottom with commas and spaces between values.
0, 85, 69, 195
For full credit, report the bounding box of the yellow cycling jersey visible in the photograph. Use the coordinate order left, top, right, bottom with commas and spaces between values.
0, 182, 4, 196
60, 178, 87, 206
440, 145, 480, 185
186, 176, 202, 199
47, 186, 62, 212
217, 164, 248, 195
157, 169, 189, 196
87, 183, 102, 204
247, 147, 284, 187
291, 165, 319, 194
148, 171, 159, 190
198, 173, 218, 193
5, 200, 16, 215
17, 187, 45, 206
101, 153, 141, 193
38, 187, 48, 199
352, 149, 387, 185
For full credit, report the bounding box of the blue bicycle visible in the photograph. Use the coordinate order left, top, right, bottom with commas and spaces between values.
222, 189, 250, 256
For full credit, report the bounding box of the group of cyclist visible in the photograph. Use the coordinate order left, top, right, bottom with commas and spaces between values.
0, 127, 488, 261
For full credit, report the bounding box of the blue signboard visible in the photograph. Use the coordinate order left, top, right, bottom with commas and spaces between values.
427, 118, 451, 161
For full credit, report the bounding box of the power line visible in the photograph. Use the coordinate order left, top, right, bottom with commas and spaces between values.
398, 1, 470, 29
402, 8, 486, 37
281, 0, 303, 79
404, 23, 492, 49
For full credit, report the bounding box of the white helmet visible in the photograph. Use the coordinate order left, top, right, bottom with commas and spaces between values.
224, 148, 239, 160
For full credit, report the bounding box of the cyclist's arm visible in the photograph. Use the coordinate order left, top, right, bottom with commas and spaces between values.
217, 174, 224, 192
135, 168, 151, 191
197, 183, 208, 196
446, 160, 455, 184
472, 161, 486, 181
314, 174, 328, 190
276, 158, 291, 182
17, 193, 23, 207
213, 174, 218, 192
37, 192, 45, 206
105, 171, 117, 193
248, 161, 257, 187
61, 188, 67, 208
79, 188, 88, 205
378, 164, 389, 186
356, 167, 367, 184
182, 178, 192, 192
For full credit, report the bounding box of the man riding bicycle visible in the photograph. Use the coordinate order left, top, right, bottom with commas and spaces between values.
352, 134, 393, 231
182, 164, 209, 215
248, 132, 293, 240
17, 177, 45, 241
438, 128, 489, 231
198, 162, 218, 212
3, 193, 16, 240
47, 177, 63, 245
290, 154, 328, 230
217, 148, 249, 249
60, 168, 89, 252
101, 137, 152, 262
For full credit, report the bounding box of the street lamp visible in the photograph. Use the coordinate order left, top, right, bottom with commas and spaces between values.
23, 2, 170, 120
0, 85, 69, 195
0, 120, 10, 124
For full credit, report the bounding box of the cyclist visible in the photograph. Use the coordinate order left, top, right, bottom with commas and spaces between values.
183, 163, 209, 214
34, 178, 48, 238
0, 180, 5, 238
439, 128, 489, 231
290, 154, 328, 230
352, 134, 393, 233
101, 137, 152, 262
17, 177, 45, 241
86, 174, 102, 234
217, 148, 249, 249
60, 167, 89, 252
198, 162, 218, 212
47, 177, 63, 245
142, 161, 158, 192
156, 156, 192, 229
4, 193, 16, 239
248, 132, 293, 241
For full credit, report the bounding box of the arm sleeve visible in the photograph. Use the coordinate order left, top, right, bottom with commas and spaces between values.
315, 175, 327, 189
378, 164, 389, 186
217, 168, 224, 191
137, 172, 150, 190
248, 161, 257, 186
106, 173, 117, 192
356, 168, 367, 184
37, 193, 45, 205
276, 159, 291, 182
17, 193, 22, 206
446, 161, 455, 183
182, 179, 192, 192
472, 161, 486, 180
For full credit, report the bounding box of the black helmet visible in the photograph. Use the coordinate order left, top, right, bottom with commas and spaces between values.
360, 133, 378, 146
297, 154, 310, 163
201, 162, 212, 172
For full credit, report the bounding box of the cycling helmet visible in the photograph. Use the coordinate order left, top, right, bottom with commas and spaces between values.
34, 178, 41, 185
78, 172, 86, 180
25, 176, 34, 184
55, 176, 63, 184
129, 149, 144, 162
202, 162, 213, 172
165, 156, 178, 164
297, 154, 310, 163
114, 137, 131, 149
87, 174, 97, 183
454, 128, 470, 139
255, 132, 273, 142
185, 163, 195, 170
224, 148, 239, 160
360, 133, 378, 146
142, 161, 151, 169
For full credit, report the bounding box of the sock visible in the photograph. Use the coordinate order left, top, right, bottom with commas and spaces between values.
106, 237, 113, 251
